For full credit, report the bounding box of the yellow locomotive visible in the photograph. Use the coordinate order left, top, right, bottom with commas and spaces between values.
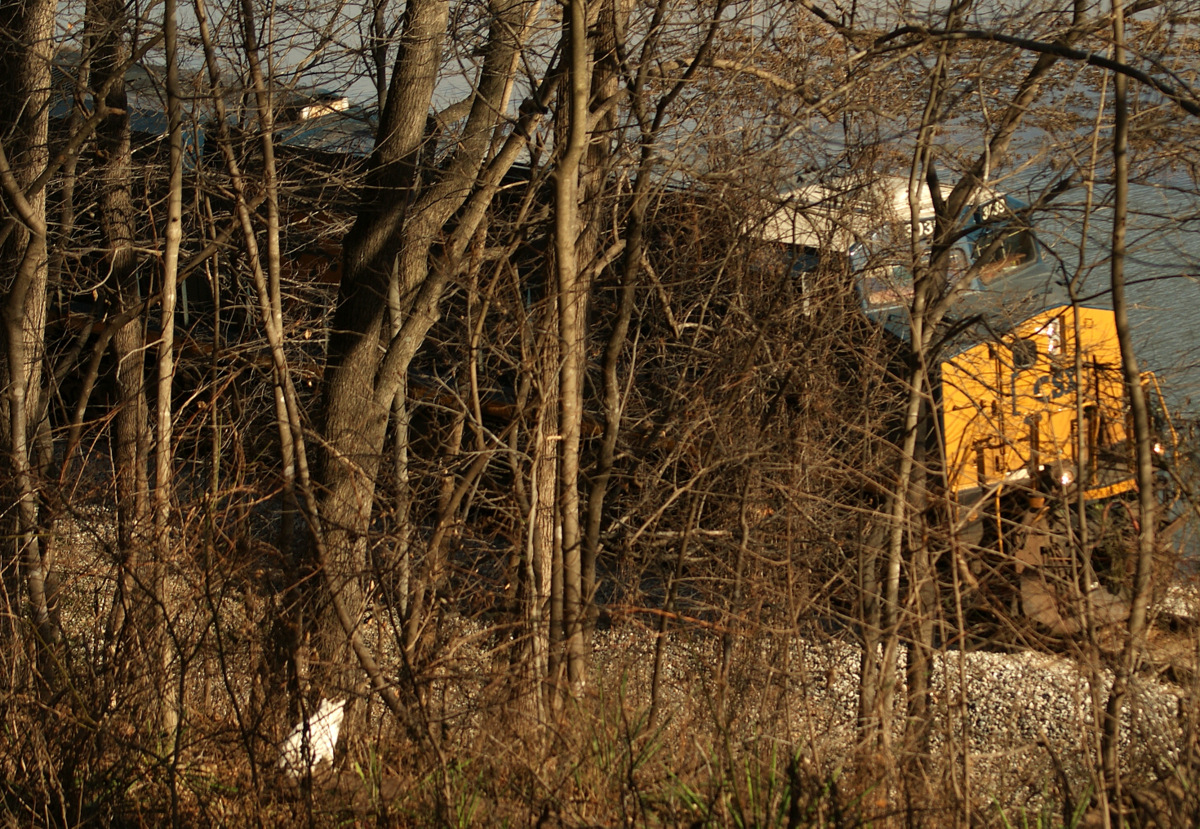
940, 304, 1142, 503
762, 175, 1172, 629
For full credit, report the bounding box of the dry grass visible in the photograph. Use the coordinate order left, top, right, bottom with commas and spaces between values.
5, 535, 1198, 828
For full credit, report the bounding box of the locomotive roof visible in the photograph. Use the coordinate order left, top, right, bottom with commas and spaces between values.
758, 175, 1005, 250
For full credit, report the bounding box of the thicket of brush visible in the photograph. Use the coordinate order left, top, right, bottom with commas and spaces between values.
5, 1, 1200, 823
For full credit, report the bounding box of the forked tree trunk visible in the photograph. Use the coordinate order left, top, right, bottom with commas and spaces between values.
317, 0, 452, 706
315, 0, 542, 713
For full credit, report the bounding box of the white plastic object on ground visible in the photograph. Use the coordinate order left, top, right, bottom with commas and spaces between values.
278, 698, 346, 775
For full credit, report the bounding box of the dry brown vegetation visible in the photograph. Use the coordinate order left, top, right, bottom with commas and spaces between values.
4, 0, 1200, 825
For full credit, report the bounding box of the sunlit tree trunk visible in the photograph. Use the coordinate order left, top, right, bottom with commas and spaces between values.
527, 339, 559, 716
553, 0, 594, 694
155, 0, 184, 759
0, 0, 58, 679
1101, 0, 1158, 809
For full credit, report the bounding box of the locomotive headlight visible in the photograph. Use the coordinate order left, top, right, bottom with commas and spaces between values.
1153, 441, 1165, 455
1059, 469, 1074, 487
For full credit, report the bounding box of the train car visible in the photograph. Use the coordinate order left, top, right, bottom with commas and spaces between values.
762, 174, 1062, 337
760, 175, 1156, 494
758, 174, 1173, 630
940, 304, 1139, 504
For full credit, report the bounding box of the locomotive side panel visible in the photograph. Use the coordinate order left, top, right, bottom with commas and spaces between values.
940, 305, 1132, 501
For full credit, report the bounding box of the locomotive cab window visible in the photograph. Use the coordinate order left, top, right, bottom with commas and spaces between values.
974, 227, 1038, 284
945, 248, 969, 285
858, 246, 968, 311
858, 263, 914, 309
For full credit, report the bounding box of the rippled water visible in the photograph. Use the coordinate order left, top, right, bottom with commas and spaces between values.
1033, 174, 1200, 416
1123, 184, 1200, 416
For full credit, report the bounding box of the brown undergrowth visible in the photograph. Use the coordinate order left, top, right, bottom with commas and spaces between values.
3, 576, 1197, 828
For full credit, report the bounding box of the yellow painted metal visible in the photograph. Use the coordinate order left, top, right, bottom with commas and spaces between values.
1081, 478, 1139, 501
939, 304, 1131, 496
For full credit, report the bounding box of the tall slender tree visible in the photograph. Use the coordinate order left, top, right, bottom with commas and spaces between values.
0, 0, 60, 677
88, 0, 152, 659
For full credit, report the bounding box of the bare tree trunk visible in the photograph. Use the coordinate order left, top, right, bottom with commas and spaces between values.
905, 427, 936, 764
553, 0, 593, 694
155, 0, 184, 760
0, 0, 58, 679
1100, 0, 1158, 810
857, 512, 885, 737
527, 355, 558, 719
387, 268, 413, 622
574, 0, 625, 619
316, 0, 543, 711
88, 0, 152, 661
879, 357, 924, 753
237, 0, 297, 557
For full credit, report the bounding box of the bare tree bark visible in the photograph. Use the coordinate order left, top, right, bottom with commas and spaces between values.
1100, 0, 1158, 810
553, 0, 594, 694
87, 0, 153, 662
528, 346, 559, 717
155, 0, 184, 758
316, 0, 543, 705
0, 0, 59, 678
